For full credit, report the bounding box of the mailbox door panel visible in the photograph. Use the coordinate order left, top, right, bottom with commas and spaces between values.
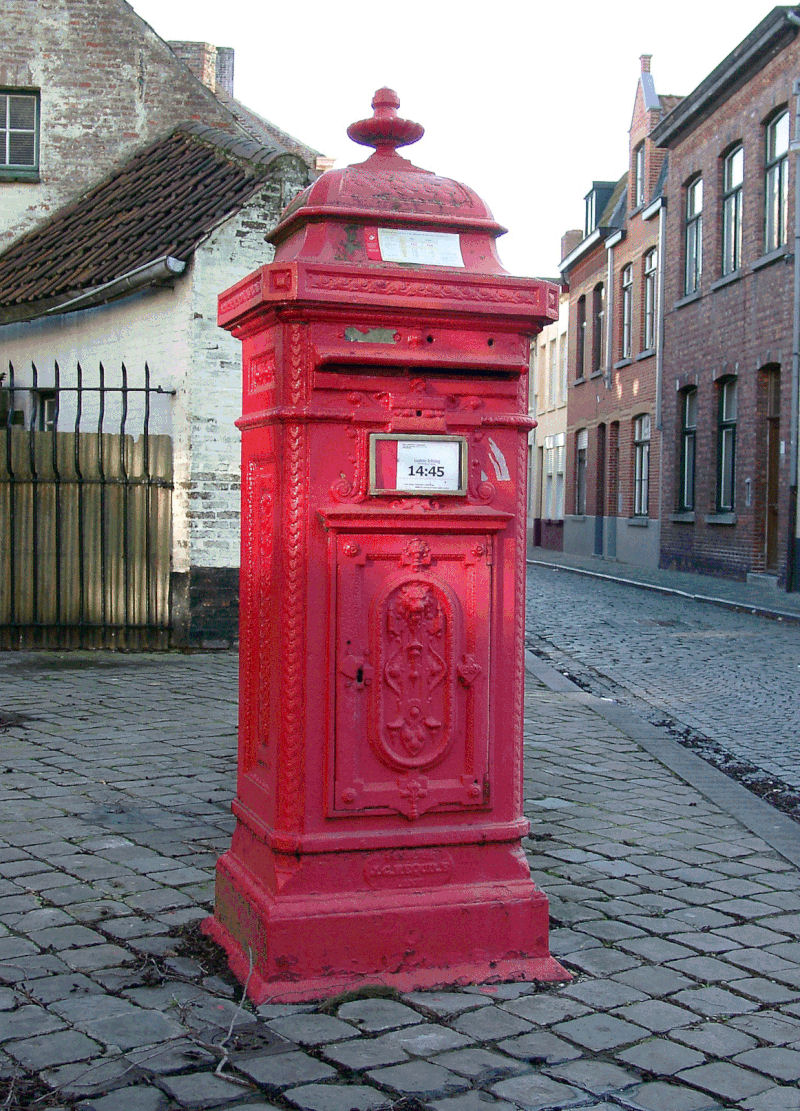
331, 530, 491, 820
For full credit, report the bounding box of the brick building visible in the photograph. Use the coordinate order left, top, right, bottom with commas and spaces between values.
558, 58, 680, 569
653, 6, 800, 588
0, 0, 320, 646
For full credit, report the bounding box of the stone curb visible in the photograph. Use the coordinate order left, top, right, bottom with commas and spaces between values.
527, 556, 800, 626
524, 649, 800, 870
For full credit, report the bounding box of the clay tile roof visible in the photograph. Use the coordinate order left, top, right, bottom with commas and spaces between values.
0, 125, 279, 312
214, 87, 322, 166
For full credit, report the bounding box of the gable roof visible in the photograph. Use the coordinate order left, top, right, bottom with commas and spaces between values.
0, 125, 292, 321
214, 87, 322, 167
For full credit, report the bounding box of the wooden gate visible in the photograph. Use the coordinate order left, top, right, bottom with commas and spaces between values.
1, 361, 174, 648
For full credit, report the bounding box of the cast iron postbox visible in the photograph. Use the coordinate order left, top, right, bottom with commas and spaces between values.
206, 90, 568, 1001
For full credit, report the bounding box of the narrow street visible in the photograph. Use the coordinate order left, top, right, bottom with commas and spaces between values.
525, 563, 800, 804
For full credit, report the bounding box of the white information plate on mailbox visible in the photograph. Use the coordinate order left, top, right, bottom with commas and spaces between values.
370, 434, 467, 496
377, 228, 465, 268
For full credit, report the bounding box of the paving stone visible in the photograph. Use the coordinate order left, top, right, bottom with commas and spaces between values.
367, 1060, 468, 1097
383, 1023, 473, 1056
265, 1013, 359, 1045
61, 944, 136, 972
677, 1061, 773, 1101
283, 1083, 387, 1111
432, 1047, 525, 1080
451, 1006, 532, 1041
75, 1085, 169, 1111
81, 1008, 187, 1050
431, 1093, 516, 1111
126, 1039, 216, 1074
612, 965, 694, 997
336, 998, 421, 1031
617, 1037, 706, 1075
43, 1054, 140, 1098
561, 946, 640, 975
611, 999, 695, 1033
160, 1070, 257, 1107
496, 1029, 582, 1065
729, 1012, 800, 1045
740, 1088, 800, 1110
546, 1057, 640, 1095
490, 1072, 584, 1110
0, 990, 15, 1011
0, 1004, 64, 1043
500, 993, 590, 1025
553, 1012, 649, 1052
236, 1050, 337, 1090
671, 985, 761, 1018
733, 1045, 800, 1082
5, 1030, 102, 1070
402, 990, 492, 1016
621, 1079, 725, 1110
674, 1020, 757, 1057
560, 979, 647, 1009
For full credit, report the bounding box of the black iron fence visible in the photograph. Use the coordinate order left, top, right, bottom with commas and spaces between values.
1, 361, 174, 648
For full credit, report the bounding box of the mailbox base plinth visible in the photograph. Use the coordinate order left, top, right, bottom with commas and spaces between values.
203, 847, 569, 1003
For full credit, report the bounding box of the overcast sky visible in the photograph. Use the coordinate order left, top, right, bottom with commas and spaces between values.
129, 0, 777, 277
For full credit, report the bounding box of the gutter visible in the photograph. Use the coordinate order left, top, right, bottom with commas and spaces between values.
40, 256, 187, 318
652, 10, 799, 147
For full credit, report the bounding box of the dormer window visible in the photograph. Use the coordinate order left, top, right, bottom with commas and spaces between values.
0, 89, 39, 179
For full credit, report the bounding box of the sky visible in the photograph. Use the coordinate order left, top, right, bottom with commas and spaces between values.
128, 0, 777, 277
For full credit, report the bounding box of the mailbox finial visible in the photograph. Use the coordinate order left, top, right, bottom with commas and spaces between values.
347, 88, 424, 158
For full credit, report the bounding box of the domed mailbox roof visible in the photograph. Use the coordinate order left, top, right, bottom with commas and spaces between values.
219, 88, 557, 329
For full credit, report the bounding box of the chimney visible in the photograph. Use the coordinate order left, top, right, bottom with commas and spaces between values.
215, 47, 234, 97
169, 41, 234, 96
640, 54, 652, 73
561, 228, 583, 260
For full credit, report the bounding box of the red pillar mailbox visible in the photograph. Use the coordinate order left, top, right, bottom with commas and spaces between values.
206, 90, 568, 1001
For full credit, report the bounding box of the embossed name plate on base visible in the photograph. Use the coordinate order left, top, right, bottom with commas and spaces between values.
370, 434, 467, 496
372, 227, 465, 267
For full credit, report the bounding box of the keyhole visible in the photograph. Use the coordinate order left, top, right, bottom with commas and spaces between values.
356, 666, 364, 685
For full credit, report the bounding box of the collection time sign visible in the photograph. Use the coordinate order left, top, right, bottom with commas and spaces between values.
369, 434, 468, 496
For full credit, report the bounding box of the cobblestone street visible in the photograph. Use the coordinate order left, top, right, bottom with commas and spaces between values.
1, 648, 800, 1109
526, 560, 800, 793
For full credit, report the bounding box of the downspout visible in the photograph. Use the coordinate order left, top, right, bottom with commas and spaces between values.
655, 201, 667, 536
788, 77, 800, 590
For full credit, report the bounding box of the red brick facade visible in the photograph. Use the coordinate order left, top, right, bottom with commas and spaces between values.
560, 59, 668, 567
654, 12, 799, 585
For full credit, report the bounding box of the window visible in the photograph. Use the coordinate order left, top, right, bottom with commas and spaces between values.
643, 248, 658, 350
559, 333, 567, 403
576, 295, 586, 378
34, 389, 57, 432
547, 341, 557, 409
585, 193, 596, 237
717, 378, 737, 511
0, 89, 39, 176
633, 414, 650, 517
633, 143, 645, 208
621, 265, 633, 359
685, 176, 703, 294
679, 388, 697, 511
765, 110, 789, 252
592, 283, 605, 373
575, 429, 588, 514
544, 433, 565, 519
722, 146, 743, 275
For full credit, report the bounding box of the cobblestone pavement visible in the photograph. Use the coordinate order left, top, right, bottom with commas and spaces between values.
2, 649, 800, 1110
525, 560, 800, 794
